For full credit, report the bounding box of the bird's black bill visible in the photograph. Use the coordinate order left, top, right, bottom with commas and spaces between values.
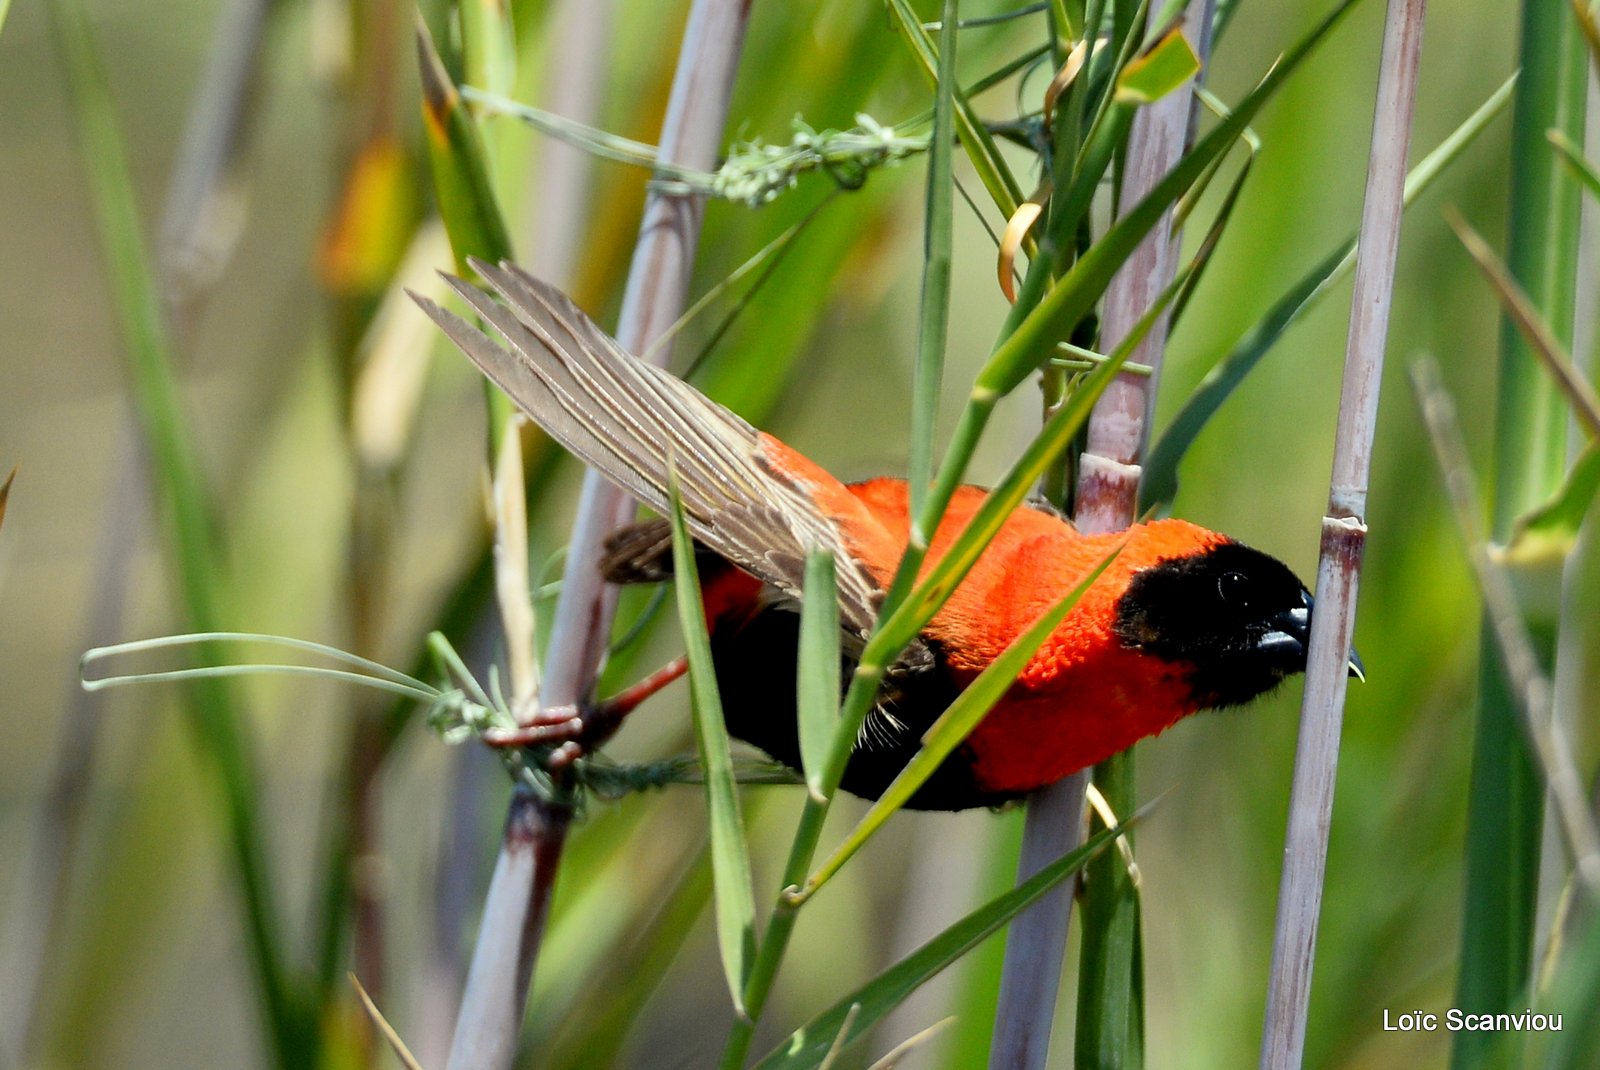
1259, 590, 1364, 680
1347, 647, 1366, 682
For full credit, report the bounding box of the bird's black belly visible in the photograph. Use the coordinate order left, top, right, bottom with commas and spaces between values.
709, 607, 1020, 811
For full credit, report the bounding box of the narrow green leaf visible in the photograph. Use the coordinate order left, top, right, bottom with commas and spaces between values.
1500, 443, 1600, 565
908, 0, 957, 511
1454, 3, 1586, 1062
1075, 752, 1141, 1069
1166, 122, 1255, 328
1448, 208, 1600, 441
753, 818, 1136, 1070
1141, 75, 1515, 510
979, 0, 1363, 398
668, 480, 757, 1016
414, 13, 515, 443
415, 14, 515, 271
1114, 27, 1200, 105
1144, 244, 1347, 511
797, 550, 842, 800
1548, 130, 1600, 202
801, 546, 1122, 899
462, 88, 681, 173
883, 0, 1025, 222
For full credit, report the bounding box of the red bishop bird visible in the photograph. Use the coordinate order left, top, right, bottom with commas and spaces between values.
413, 260, 1360, 811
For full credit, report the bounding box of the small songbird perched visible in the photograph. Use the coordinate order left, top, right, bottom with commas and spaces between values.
413, 260, 1360, 811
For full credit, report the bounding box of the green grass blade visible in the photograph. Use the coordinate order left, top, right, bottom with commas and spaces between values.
800, 546, 1121, 900
1074, 753, 1140, 1069
1548, 129, 1600, 201
1140, 74, 1515, 510
908, 0, 957, 510
978, 0, 1362, 399
82, 631, 436, 690
668, 480, 758, 1016
1165, 126, 1254, 328
415, 13, 516, 444
46, 0, 310, 1064
1447, 209, 1600, 440
752, 818, 1137, 1070
883, 0, 1024, 221
1453, 2, 1586, 1065
416, 15, 514, 270
797, 550, 842, 801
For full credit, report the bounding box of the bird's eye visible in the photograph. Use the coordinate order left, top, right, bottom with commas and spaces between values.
1217, 571, 1250, 606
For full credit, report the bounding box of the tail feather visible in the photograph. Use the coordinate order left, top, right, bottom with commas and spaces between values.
410, 261, 888, 637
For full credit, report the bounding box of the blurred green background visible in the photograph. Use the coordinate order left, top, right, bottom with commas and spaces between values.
1, 0, 1589, 1068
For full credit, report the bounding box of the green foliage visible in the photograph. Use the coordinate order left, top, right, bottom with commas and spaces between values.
796, 551, 842, 800
754, 818, 1136, 1070
10, 0, 1584, 1067
1453, 3, 1589, 1063
668, 481, 758, 1017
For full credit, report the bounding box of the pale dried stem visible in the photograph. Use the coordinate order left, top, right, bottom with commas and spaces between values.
989, 5, 1214, 1068
988, 768, 1088, 1070
1258, 0, 1426, 1066
492, 415, 538, 710
443, 3, 752, 1068
1073, 0, 1215, 533
422, 0, 612, 1053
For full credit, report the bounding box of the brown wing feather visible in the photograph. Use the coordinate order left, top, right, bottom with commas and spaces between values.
410, 259, 886, 637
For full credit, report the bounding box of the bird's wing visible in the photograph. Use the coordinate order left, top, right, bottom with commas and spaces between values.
411, 258, 887, 638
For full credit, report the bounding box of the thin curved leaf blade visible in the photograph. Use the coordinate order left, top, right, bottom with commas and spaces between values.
797, 550, 842, 800
1548, 130, 1600, 202
668, 481, 757, 1015
753, 819, 1136, 1070
1447, 208, 1600, 439
415, 14, 514, 270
